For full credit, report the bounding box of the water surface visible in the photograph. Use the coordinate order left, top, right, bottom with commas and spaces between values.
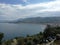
0, 23, 46, 40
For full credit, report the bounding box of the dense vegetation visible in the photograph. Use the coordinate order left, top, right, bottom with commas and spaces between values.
0, 33, 4, 45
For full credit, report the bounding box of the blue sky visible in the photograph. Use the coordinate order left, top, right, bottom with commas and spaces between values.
0, 0, 54, 4
0, 0, 60, 20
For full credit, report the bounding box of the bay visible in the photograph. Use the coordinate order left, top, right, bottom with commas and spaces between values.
0, 23, 46, 40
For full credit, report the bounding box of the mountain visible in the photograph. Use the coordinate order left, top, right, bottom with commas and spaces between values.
0, 19, 23, 23
19, 17, 60, 23
0, 17, 60, 23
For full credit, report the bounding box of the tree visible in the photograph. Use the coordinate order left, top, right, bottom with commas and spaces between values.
39, 32, 43, 35
43, 25, 56, 38
27, 41, 32, 45
5, 40, 12, 45
43, 25, 51, 38
27, 35, 30, 37
0, 33, 4, 45
17, 38, 24, 45
33, 38, 39, 44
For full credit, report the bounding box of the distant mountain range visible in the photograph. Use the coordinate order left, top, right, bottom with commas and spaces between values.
1, 17, 60, 23
15, 17, 60, 23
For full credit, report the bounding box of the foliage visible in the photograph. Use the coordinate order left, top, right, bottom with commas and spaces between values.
0, 33, 4, 45
43, 25, 57, 38
17, 38, 25, 45
4, 40, 12, 45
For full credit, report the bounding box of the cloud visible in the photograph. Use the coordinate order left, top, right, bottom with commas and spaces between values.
0, 0, 60, 20
22, 0, 30, 4
22, 0, 28, 2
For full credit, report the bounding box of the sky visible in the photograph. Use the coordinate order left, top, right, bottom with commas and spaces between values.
0, 0, 60, 20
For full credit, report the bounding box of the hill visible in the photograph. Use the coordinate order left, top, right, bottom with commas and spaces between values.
19, 17, 60, 23
1, 17, 60, 23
